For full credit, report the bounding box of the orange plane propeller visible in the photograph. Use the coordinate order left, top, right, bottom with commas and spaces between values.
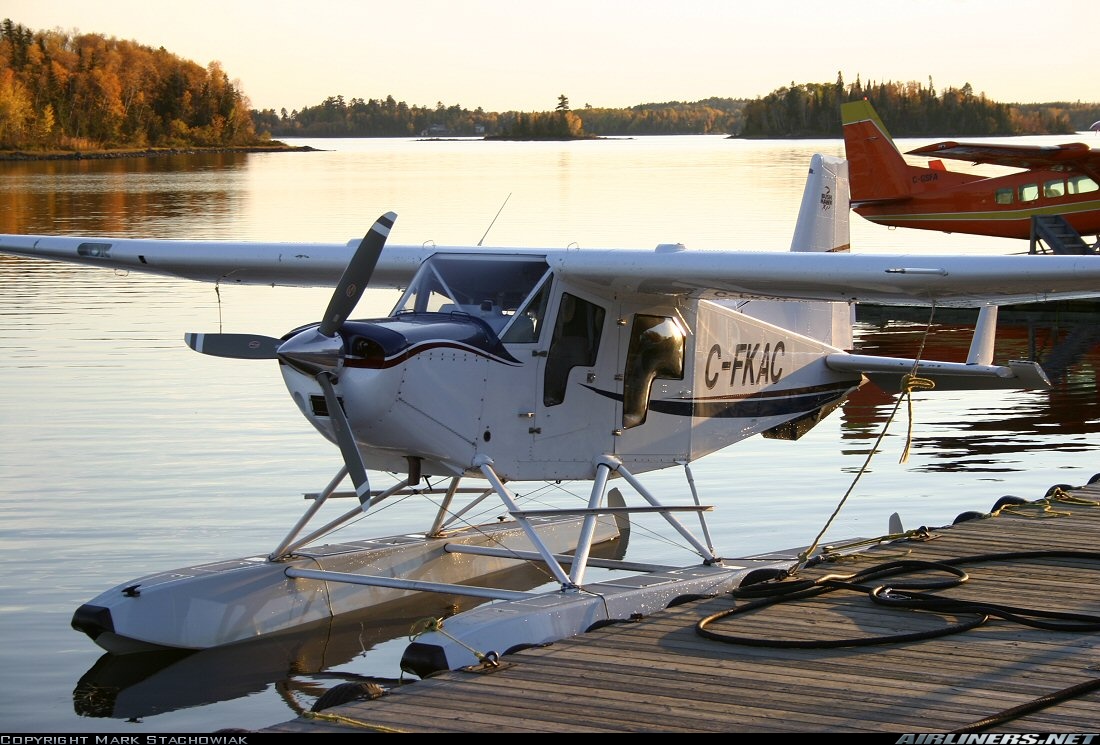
841, 100, 1100, 244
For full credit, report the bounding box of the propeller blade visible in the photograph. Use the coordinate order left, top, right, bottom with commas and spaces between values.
318, 211, 396, 338
184, 332, 281, 360
316, 372, 371, 508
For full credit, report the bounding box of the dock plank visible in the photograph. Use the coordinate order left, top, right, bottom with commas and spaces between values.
262, 482, 1100, 733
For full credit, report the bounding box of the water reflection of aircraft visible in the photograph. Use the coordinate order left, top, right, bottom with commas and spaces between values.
4, 154, 1100, 679
842, 100, 1100, 245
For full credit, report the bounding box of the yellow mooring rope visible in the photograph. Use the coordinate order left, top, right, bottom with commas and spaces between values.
793, 310, 939, 572
898, 373, 936, 464
302, 710, 407, 733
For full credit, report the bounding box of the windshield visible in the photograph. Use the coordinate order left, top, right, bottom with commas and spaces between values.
392, 254, 551, 337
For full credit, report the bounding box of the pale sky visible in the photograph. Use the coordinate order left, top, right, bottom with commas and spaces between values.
4, 0, 1097, 113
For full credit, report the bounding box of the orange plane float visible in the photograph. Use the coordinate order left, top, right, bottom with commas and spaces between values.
841, 99, 1100, 245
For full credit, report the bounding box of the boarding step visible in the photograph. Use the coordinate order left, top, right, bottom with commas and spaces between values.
1030, 214, 1095, 255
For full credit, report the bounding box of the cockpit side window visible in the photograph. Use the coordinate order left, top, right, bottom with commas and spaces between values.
543, 293, 605, 407
501, 275, 552, 343
622, 314, 686, 429
1068, 175, 1099, 195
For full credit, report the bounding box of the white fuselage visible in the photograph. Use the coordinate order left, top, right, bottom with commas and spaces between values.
280, 275, 863, 482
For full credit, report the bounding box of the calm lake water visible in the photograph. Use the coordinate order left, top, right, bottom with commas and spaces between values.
1, 135, 1098, 733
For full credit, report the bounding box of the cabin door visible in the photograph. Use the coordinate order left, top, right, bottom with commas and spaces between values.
528, 288, 620, 476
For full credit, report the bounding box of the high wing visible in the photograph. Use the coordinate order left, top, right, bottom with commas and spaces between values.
907, 140, 1100, 178
550, 249, 1100, 308
2, 233, 1100, 309
0, 234, 433, 288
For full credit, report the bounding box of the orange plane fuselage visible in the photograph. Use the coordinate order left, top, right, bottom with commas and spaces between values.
852, 172, 1100, 239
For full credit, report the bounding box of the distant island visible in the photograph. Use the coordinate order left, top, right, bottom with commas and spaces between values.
252, 80, 1100, 142
482, 98, 599, 140
2, 19, 1099, 158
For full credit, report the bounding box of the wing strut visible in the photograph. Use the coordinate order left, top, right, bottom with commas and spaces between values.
966, 306, 998, 365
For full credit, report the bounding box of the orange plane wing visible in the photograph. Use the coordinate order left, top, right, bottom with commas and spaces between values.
907, 141, 1100, 177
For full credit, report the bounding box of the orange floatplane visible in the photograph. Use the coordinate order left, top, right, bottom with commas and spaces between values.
841, 100, 1100, 245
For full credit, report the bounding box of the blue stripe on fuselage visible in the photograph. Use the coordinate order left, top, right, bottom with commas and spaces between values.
583, 380, 855, 419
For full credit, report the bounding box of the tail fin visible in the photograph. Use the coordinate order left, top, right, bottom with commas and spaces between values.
740, 154, 853, 350
790, 153, 850, 253
841, 100, 912, 204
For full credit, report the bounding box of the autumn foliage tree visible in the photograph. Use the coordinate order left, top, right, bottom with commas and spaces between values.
0, 19, 260, 151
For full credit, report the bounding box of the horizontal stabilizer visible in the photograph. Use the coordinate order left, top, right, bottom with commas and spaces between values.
825, 353, 1050, 391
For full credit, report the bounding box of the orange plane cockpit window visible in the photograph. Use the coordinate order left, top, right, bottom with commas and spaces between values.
1068, 175, 1099, 195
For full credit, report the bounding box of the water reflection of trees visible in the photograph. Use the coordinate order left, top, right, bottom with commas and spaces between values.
0, 154, 248, 235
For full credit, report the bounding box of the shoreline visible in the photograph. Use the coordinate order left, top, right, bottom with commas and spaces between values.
0, 142, 321, 161
0, 139, 641, 159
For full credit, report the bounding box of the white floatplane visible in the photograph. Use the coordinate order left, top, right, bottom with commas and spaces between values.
3, 154, 1099, 678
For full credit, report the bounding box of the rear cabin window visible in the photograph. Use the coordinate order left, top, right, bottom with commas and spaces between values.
621, 314, 686, 429
1044, 179, 1065, 198
994, 188, 1013, 205
1018, 184, 1039, 202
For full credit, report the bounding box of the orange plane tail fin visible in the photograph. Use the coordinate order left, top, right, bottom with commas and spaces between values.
841, 100, 913, 204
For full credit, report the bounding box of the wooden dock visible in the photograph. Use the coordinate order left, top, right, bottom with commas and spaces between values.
261, 479, 1100, 734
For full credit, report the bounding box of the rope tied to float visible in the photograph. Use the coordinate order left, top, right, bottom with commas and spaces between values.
898, 373, 935, 464
408, 616, 499, 667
